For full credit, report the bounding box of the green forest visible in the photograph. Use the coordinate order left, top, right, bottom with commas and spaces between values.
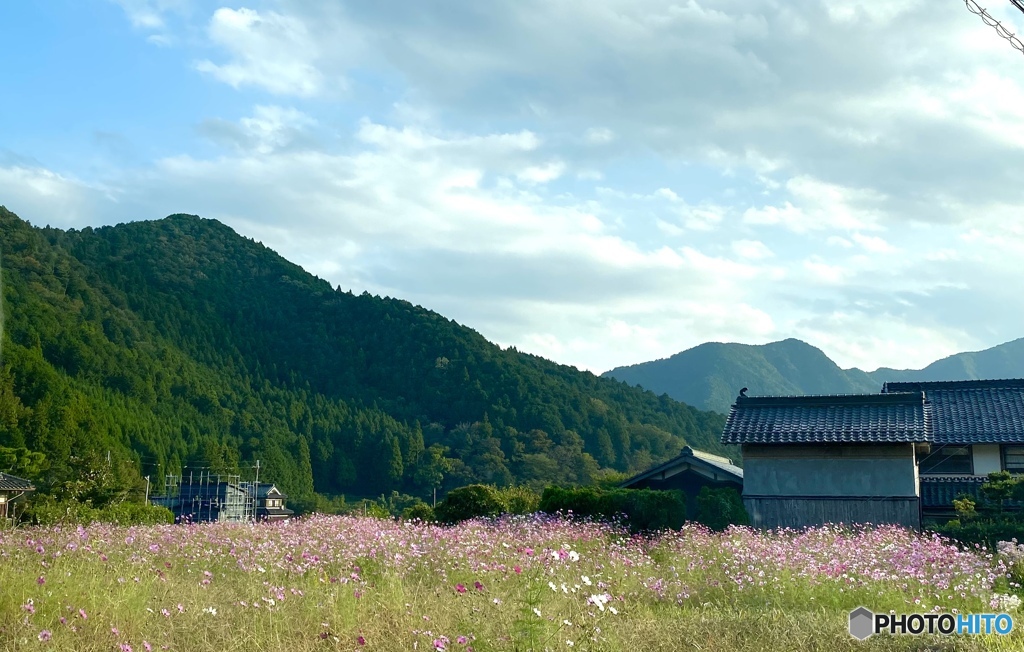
0, 206, 728, 511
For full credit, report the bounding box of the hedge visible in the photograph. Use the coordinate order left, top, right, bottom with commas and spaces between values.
538, 486, 687, 532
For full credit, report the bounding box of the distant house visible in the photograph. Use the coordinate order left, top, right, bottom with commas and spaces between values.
620, 446, 743, 518
256, 484, 294, 521
722, 391, 928, 530
0, 472, 35, 520
151, 479, 293, 523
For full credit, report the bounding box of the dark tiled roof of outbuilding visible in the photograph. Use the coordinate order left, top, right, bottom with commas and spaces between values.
620, 446, 744, 487
882, 379, 1024, 444
0, 472, 35, 491
721, 392, 930, 445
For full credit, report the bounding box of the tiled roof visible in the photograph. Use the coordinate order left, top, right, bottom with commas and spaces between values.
0, 472, 35, 491
620, 446, 743, 487
883, 379, 1024, 444
721, 392, 930, 445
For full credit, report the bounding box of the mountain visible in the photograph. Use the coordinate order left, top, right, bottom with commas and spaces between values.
604, 337, 1024, 414
862, 338, 1024, 384
0, 206, 727, 508
602, 339, 878, 414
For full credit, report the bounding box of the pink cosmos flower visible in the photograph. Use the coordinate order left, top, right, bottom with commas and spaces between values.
455, 584, 466, 593
38, 630, 51, 642
78, 609, 87, 620
357, 635, 366, 645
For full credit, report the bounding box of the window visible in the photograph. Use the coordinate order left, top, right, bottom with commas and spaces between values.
1003, 446, 1024, 473
919, 445, 973, 474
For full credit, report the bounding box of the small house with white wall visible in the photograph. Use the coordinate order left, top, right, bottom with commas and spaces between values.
887, 379, 1024, 517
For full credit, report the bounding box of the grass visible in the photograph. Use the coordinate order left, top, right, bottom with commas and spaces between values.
0, 515, 1021, 651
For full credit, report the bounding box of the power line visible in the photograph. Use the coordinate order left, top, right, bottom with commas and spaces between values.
965, 0, 1024, 55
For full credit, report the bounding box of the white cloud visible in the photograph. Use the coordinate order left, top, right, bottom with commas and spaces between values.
195, 8, 327, 97
110, 0, 187, 30
584, 128, 615, 144
732, 239, 773, 260
516, 161, 566, 184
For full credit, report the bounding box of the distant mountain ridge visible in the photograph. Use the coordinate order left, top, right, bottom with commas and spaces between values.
602, 338, 1024, 414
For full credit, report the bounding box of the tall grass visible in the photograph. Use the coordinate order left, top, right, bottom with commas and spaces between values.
0, 516, 1020, 651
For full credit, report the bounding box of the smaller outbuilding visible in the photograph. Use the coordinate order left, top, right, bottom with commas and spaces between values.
619, 446, 744, 518
0, 471, 36, 521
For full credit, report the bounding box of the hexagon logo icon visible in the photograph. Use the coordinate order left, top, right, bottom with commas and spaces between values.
849, 606, 874, 640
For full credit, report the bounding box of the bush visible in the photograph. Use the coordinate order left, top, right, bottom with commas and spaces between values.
99, 502, 174, 526
434, 484, 507, 524
402, 502, 436, 522
695, 486, 749, 531
538, 486, 687, 532
497, 485, 540, 515
931, 517, 1024, 550
24, 496, 174, 526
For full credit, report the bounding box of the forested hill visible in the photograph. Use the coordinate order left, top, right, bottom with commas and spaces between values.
0, 206, 726, 507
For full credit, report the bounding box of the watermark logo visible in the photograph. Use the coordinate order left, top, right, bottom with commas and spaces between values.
848, 607, 1014, 640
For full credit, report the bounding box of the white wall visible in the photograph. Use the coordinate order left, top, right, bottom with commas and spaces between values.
973, 444, 1002, 475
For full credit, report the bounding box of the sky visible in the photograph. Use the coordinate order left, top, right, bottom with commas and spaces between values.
2, 0, 1024, 375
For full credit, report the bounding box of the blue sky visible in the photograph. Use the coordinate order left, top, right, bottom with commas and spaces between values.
3, 0, 1024, 374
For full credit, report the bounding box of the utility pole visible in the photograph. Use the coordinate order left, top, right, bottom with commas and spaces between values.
253, 460, 260, 522
145, 476, 150, 506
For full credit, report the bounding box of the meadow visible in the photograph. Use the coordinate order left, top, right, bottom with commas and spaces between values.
1, 515, 1022, 652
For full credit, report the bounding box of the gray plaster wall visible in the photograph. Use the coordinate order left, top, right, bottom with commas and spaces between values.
742, 443, 918, 498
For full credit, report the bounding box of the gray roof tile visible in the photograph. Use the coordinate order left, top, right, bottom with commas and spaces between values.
721, 392, 930, 445
0, 472, 35, 491
883, 380, 1024, 445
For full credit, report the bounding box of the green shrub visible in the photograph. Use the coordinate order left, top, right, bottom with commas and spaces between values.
497, 485, 540, 515
98, 502, 174, 526
402, 502, 436, 522
538, 486, 687, 532
434, 484, 507, 524
24, 496, 173, 526
931, 517, 1024, 550
695, 486, 749, 531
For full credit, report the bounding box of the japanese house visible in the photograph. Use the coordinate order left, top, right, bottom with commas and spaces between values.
619, 446, 743, 517
151, 476, 294, 523
888, 379, 1024, 518
721, 378, 1024, 529
256, 484, 294, 521
722, 390, 928, 530
0, 471, 35, 521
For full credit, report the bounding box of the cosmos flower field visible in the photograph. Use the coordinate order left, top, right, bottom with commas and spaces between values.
1, 516, 1023, 652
